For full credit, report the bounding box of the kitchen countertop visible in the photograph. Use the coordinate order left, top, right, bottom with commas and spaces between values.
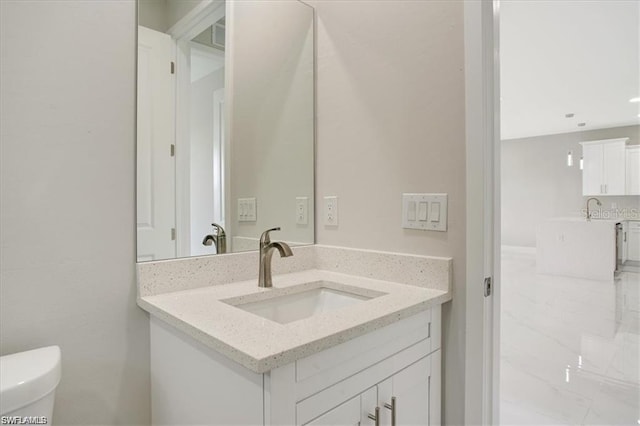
138, 269, 451, 373
547, 217, 621, 223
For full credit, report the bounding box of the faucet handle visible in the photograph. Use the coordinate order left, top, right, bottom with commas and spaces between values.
260, 227, 281, 245
211, 223, 225, 236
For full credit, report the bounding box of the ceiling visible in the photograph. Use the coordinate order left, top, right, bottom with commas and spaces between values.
500, 0, 640, 140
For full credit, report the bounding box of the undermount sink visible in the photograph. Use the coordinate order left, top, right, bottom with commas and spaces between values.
225, 283, 380, 324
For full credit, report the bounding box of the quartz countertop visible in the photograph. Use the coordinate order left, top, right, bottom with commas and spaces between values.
138, 269, 451, 373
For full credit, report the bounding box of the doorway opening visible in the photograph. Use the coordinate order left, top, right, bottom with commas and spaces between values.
498, 1, 640, 424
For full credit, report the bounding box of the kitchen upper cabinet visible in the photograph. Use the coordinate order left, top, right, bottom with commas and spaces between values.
626, 146, 640, 196
580, 138, 628, 196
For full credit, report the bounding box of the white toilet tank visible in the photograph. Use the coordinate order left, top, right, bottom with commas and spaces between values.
0, 346, 61, 425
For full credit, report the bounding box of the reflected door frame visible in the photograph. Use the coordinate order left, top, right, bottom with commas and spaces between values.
169, 0, 227, 257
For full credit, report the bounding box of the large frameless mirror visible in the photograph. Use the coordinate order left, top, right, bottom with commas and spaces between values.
136, 0, 315, 262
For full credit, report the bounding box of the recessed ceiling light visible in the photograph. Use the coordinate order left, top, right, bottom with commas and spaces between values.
565, 113, 574, 118
578, 123, 586, 127
630, 97, 640, 103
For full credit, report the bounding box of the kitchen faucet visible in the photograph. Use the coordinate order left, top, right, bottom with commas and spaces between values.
585, 197, 602, 221
258, 227, 293, 288
202, 223, 227, 254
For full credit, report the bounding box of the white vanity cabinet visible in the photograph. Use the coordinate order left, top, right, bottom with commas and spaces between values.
306, 354, 438, 426
580, 138, 628, 196
150, 307, 442, 426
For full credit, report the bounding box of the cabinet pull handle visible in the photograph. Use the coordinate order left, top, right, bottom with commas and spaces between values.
384, 397, 396, 426
367, 407, 380, 426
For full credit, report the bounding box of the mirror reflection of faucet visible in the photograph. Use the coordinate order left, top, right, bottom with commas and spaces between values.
258, 227, 293, 288
202, 223, 227, 254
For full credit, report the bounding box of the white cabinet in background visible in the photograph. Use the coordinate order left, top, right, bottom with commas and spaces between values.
619, 221, 628, 264
580, 138, 628, 196
150, 307, 442, 426
626, 146, 640, 196
628, 221, 640, 262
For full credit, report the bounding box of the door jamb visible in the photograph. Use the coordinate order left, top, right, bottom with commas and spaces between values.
464, 1, 501, 424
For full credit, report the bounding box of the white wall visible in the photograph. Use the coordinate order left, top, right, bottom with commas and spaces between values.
502, 125, 640, 247
0, 1, 149, 424
307, 1, 467, 424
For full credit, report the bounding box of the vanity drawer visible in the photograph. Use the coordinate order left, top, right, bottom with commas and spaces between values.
294, 307, 440, 401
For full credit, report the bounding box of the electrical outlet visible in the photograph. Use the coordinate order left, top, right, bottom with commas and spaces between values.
324, 196, 338, 226
296, 197, 308, 225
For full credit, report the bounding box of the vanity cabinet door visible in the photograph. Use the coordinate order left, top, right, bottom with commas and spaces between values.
377, 356, 431, 426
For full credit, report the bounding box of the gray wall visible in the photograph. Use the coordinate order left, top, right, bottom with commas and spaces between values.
307, 1, 467, 424
138, 0, 201, 33
0, 1, 149, 424
502, 125, 640, 247
138, 0, 167, 32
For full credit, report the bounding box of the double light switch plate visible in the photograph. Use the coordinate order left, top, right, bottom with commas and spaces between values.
402, 193, 447, 231
238, 198, 257, 222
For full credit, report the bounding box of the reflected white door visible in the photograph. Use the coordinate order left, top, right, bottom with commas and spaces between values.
137, 26, 176, 261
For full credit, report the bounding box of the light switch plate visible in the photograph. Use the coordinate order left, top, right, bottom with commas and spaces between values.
238, 197, 257, 222
296, 197, 308, 225
402, 193, 447, 231
324, 196, 338, 226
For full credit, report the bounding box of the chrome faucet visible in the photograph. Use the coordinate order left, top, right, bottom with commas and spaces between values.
202, 223, 227, 254
258, 227, 293, 288
586, 197, 602, 221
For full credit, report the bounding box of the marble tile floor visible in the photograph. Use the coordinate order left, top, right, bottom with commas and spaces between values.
500, 247, 640, 425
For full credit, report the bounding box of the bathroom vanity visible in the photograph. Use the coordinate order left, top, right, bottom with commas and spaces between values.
149, 307, 440, 425
137, 246, 451, 425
